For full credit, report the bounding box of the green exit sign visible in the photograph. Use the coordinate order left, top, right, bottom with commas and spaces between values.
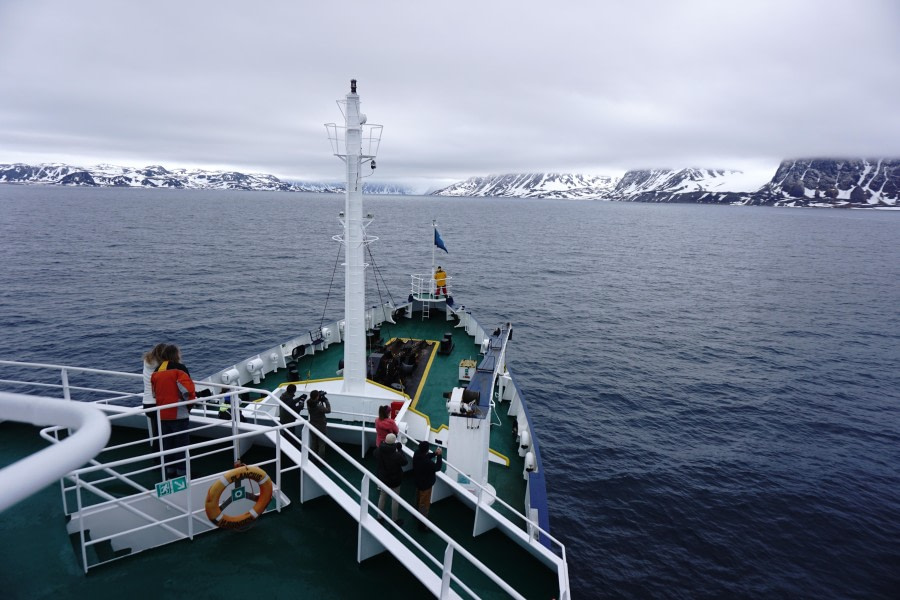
156, 476, 188, 497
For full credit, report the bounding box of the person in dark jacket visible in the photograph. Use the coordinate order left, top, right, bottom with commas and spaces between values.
305, 390, 331, 455
412, 440, 443, 530
376, 433, 408, 525
278, 384, 306, 424
150, 344, 196, 479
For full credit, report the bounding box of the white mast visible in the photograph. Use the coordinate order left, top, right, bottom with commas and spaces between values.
325, 80, 382, 395
343, 81, 365, 393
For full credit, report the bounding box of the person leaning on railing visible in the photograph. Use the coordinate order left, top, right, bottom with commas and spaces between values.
142, 343, 168, 459
375, 404, 399, 447
150, 344, 196, 480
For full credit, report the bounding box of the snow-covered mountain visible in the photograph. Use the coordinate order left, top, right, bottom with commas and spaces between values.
615, 160, 899, 207
429, 169, 758, 202
0, 163, 412, 194
431, 173, 617, 199
4, 159, 897, 207
759, 159, 899, 207
613, 168, 762, 195
430, 160, 899, 208
0, 163, 329, 191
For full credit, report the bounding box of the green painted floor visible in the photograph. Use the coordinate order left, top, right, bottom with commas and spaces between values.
254, 309, 530, 524
1, 418, 558, 599
2, 422, 430, 599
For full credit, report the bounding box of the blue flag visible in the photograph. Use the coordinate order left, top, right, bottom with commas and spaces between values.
434, 228, 449, 253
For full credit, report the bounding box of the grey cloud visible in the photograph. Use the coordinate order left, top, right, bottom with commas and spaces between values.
1, 0, 899, 185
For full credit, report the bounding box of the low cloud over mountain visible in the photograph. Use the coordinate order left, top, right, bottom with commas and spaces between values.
0, 163, 411, 194
432, 159, 900, 208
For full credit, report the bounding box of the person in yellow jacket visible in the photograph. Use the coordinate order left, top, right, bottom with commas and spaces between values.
434, 266, 447, 298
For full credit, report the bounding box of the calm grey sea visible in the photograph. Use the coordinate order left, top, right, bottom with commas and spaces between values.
2, 185, 899, 598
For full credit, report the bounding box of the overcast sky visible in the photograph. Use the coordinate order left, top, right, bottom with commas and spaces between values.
1, 0, 898, 191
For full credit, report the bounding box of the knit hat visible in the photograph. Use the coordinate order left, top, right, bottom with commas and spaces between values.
385, 433, 397, 445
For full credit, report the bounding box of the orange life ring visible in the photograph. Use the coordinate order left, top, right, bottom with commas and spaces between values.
204, 465, 273, 529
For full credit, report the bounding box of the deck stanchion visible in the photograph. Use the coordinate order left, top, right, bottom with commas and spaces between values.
440, 545, 454, 598
58, 427, 69, 515
275, 428, 282, 512
357, 473, 387, 561
61, 367, 71, 401
359, 474, 370, 522
75, 472, 88, 573
186, 449, 193, 540
231, 395, 240, 463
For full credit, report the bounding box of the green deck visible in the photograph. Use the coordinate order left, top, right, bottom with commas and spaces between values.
0, 310, 559, 599
254, 309, 529, 526
0, 418, 557, 599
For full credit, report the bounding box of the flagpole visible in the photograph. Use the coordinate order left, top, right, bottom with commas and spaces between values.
431, 219, 436, 298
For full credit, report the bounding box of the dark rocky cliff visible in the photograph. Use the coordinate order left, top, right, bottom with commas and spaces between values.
761, 159, 899, 206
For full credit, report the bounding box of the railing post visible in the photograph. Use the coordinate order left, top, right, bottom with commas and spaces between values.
275, 428, 282, 512
559, 546, 570, 600
61, 367, 71, 401
76, 472, 88, 573
231, 395, 240, 463
440, 544, 454, 598
186, 448, 193, 540
58, 427, 69, 515
301, 422, 309, 469
158, 411, 167, 482
360, 425, 366, 458
359, 474, 370, 522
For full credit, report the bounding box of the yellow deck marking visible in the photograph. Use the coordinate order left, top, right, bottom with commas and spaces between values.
371, 381, 410, 398
405, 405, 451, 433
408, 340, 443, 432
281, 376, 343, 386
489, 448, 510, 466
371, 340, 512, 467
285, 335, 515, 470
411, 340, 440, 409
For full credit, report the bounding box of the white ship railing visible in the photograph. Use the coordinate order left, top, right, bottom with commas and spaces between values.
410, 273, 452, 300
324, 120, 383, 159
0, 360, 569, 599
0, 392, 110, 513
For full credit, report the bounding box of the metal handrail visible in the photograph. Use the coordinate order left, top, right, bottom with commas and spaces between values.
2, 356, 570, 556
52, 402, 529, 597
0, 360, 568, 598
295, 416, 528, 599
0, 392, 111, 513
410, 273, 452, 299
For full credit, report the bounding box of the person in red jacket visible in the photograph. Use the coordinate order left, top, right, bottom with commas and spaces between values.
151, 344, 196, 479
375, 404, 399, 447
